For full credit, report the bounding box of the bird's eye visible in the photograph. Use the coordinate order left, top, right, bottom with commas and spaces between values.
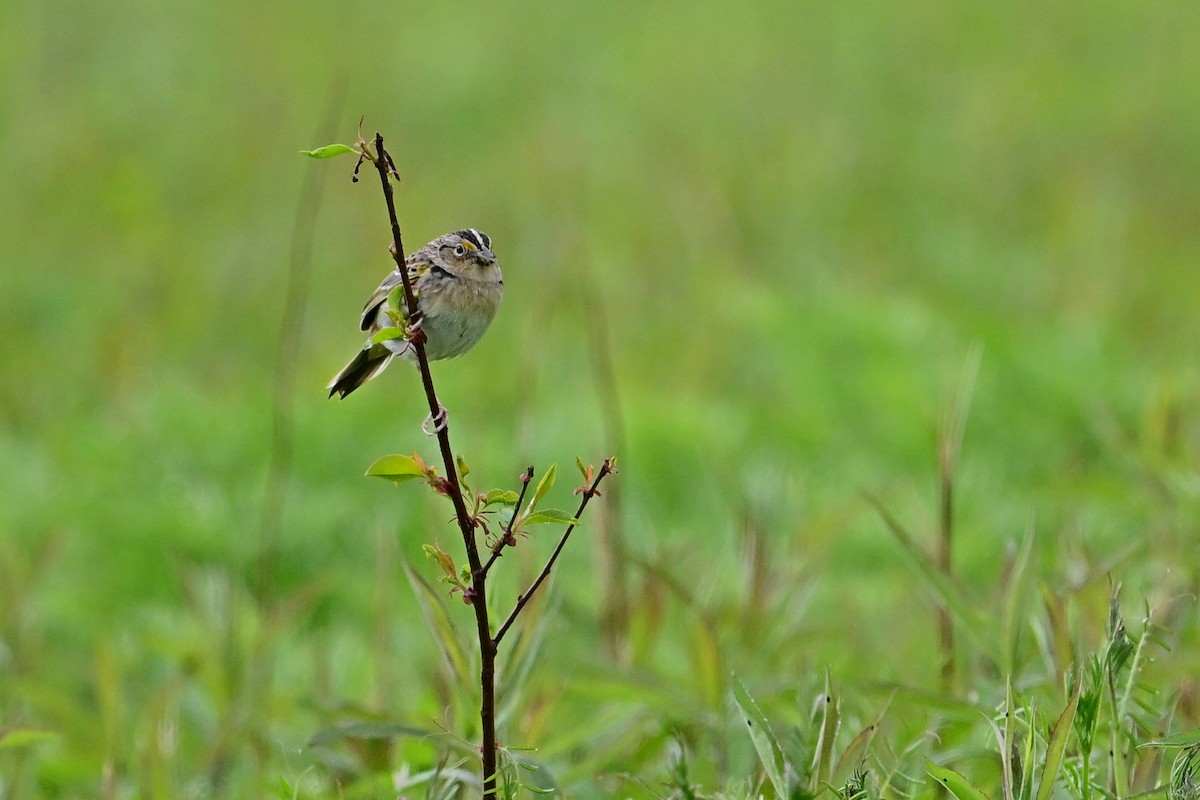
453, 244, 466, 257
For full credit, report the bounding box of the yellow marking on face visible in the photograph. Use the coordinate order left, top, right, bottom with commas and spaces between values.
459, 239, 477, 251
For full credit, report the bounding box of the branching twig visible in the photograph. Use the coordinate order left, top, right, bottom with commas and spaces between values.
365, 132, 498, 796
480, 466, 535, 579
494, 459, 615, 646
357, 132, 611, 799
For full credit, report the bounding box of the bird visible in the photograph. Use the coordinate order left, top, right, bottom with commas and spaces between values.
327, 228, 503, 400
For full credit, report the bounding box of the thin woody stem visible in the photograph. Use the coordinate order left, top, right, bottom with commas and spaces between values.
480, 466, 535, 579
367, 133, 497, 798
493, 460, 614, 647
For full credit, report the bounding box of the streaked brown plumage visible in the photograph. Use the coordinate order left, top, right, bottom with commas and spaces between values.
327, 229, 503, 399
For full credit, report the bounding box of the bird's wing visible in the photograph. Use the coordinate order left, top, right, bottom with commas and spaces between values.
358, 260, 431, 331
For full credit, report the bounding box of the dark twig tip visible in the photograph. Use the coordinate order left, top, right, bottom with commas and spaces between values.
479, 466, 537, 581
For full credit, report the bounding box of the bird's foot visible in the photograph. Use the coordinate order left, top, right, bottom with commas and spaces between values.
405, 313, 427, 346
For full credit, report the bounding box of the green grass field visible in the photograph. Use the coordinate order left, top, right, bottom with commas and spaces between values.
3, 1, 1200, 797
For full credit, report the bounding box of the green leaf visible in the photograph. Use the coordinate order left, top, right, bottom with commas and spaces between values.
1170, 745, 1200, 800
366, 454, 424, 483
527, 463, 557, 512
497, 589, 556, 724
422, 544, 458, 582
1126, 788, 1170, 800
0, 729, 60, 749
1036, 677, 1082, 800
370, 327, 405, 345
387, 284, 409, 312
307, 721, 432, 747
456, 455, 471, 492
812, 671, 840, 792
1000, 518, 1036, 675
690, 617, 722, 711
1019, 701, 1037, 800
926, 760, 994, 800
1002, 679, 1017, 800
834, 692, 892, 781
298, 143, 356, 158
1143, 728, 1200, 748
576, 457, 588, 480
733, 677, 789, 799
523, 509, 577, 526
484, 489, 520, 507
513, 756, 558, 795
402, 562, 471, 687
394, 766, 478, 793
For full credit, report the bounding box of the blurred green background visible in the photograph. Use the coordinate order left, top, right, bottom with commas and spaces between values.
2, 0, 1199, 796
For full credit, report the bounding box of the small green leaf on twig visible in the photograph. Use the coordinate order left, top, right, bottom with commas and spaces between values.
384, 283, 414, 328
527, 463, 557, 512
485, 489, 521, 507
524, 509, 578, 526
457, 456, 472, 493
366, 454, 425, 483
574, 458, 609, 495
387, 284, 408, 311
422, 544, 458, 581
299, 143, 357, 159
370, 327, 405, 345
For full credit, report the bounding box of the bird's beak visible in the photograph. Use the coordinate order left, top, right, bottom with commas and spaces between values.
477, 248, 496, 266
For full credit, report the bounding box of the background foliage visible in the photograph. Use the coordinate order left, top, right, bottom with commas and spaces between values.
2, 0, 1199, 797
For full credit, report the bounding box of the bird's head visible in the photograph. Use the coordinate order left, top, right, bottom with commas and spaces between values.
439, 228, 497, 271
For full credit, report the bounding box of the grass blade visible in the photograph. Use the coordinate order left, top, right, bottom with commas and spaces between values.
865, 494, 999, 670
1036, 677, 1081, 800
1019, 701, 1037, 800
927, 759, 994, 800
308, 721, 432, 747
402, 560, 471, 688
812, 671, 840, 792
834, 691, 893, 781
1142, 728, 1200, 749
734, 677, 790, 798
1000, 518, 1036, 675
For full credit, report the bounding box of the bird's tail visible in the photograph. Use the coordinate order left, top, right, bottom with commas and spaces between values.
327, 344, 393, 399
